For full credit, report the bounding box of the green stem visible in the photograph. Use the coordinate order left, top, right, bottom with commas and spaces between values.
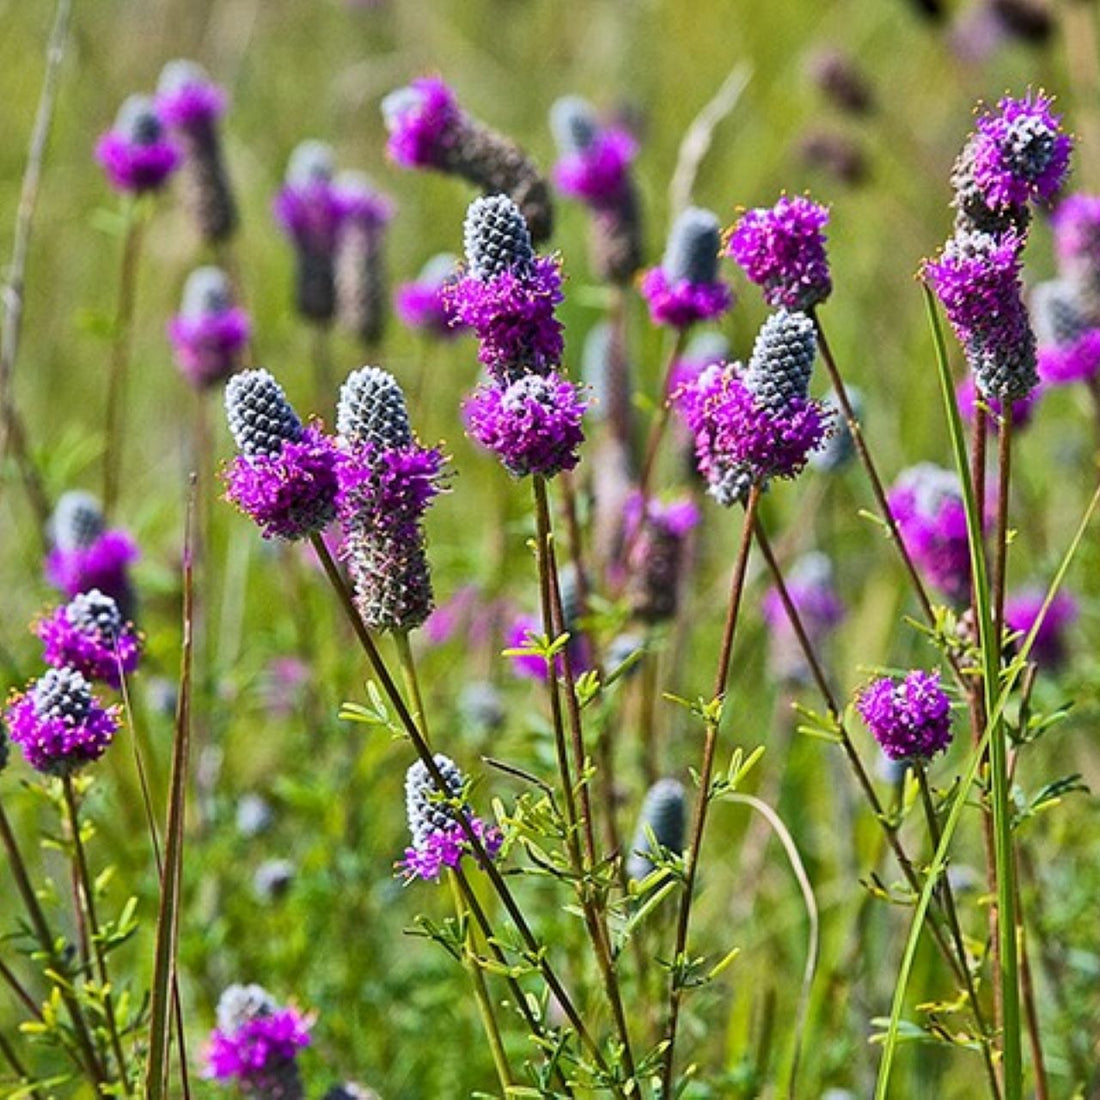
660, 484, 760, 1096
62, 778, 132, 1095
102, 201, 145, 519
0, 1029, 45, 1100
394, 631, 430, 744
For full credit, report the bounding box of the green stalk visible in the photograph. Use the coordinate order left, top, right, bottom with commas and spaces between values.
394, 630, 430, 744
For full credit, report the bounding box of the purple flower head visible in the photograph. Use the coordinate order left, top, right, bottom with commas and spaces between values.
333, 170, 395, 229
742, 308, 818, 410
5, 667, 120, 776
726, 195, 832, 311
223, 370, 339, 540
444, 195, 564, 381
396, 253, 465, 338
1052, 193, 1100, 282
858, 670, 954, 762
46, 492, 138, 617
95, 94, 180, 194
464, 371, 586, 479
382, 77, 463, 169
924, 228, 1038, 400
399, 754, 502, 882
640, 207, 732, 329
36, 590, 142, 689
273, 139, 343, 253
550, 96, 637, 205
956, 372, 1041, 429
623, 493, 701, 623
888, 463, 974, 605
156, 59, 226, 128
1030, 279, 1100, 385
968, 91, 1072, 210
761, 551, 844, 683
168, 267, 250, 389
205, 984, 311, 1089
1004, 586, 1078, 669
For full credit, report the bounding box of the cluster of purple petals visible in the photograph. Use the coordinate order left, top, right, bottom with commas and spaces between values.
956, 373, 1041, 429
1038, 328, 1100, 384
168, 309, 250, 389
1004, 587, 1078, 668
383, 77, 463, 169
443, 256, 564, 381
638, 266, 732, 330
858, 670, 953, 762
395, 283, 457, 337
224, 426, 341, 540
46, 531, 138, 609
336, 442, 445, 537
761, 552, 844, 682
273, 181, 344, 254
156, 77, 226, 129
553, 128, 637, 205
887, 464, 973, 605
205, 1006, 312, 1081
674, 364, 829, 503
96, 132, 179, 194
622, 492, 701, 543
970, 91, 1072, 210
335, 181, 395, 228
1052, 194, 1100, 275
5, 673, 120, 776
399, 816, 503, 881
726, 195, 833, 311
464, 372, 587, 479
36, 601, 141, 689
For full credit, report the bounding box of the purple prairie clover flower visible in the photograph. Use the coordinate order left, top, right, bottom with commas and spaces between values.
1030, 280, 1100, 385
156, 60, 237, 242
444, 194, 565, 383
858, 670, 953, 762
5, 667, 121, 776
36, 590, 141, 689
424, 584, 480, 646
627, 778, 686, 882
223, 369, 339, 540
1052, 194, 1100, 303
761, 551, 845, 684
381, 76, 553, 243
742, 308, 819, 409
168, 266, 250, 390
1004, 586, 1078, 668
956, 372, 1041, 429
464, 371, 587, 479
333, 171, 395, 347
640, 207, 732, 329
399, 754, 502, 882
726, 195, 832, 311
623, 493, 701, 623
923, 228, 1038, 401
95, 94, 180, 194
205, 984, 311, 1097
273, 140, 344, 322
46, 491, 138, 618
395, 253, 465, 338
888, 463, 974, 605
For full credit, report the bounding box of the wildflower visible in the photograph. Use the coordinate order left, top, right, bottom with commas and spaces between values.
382, 76, 553, 242
640, 207, 733, 328
46, 491, 138, 618
36, 590, 141, 689
1051, 193, 1100, 306
5, 667, 120, 776
550, 95, 642, 282
1004, 586, 1078, 668
273, 140, 344, 322
168, 266, 250, 390
95, 94, 179, 194
464, 371, 586, 479
156, 60, 237, 242
858, 670, 954, 761
888, 464, 973, 605
395, 253, 464, 338
624, 494, 700, 623
761, 552, 845, 684
727, 194, 832, 311
223, 369, 339, 540
333, 172, 394, 347
626, 778, 686, 882
1030, 279, 1100, 385
444, 194, 564, 382
923, 228, 1038, 401
400, 754, 502, 881
205, 984, 311, 1098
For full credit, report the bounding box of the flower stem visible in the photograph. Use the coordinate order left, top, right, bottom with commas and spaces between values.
394, 630, 430, 744
102, 199, 145, 519
660, 483, 760, 1096
637, 327, 688, 505
61, 777, 132, 1096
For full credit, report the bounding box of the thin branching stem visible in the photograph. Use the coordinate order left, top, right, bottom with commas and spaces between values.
660, 483, 760, 1096
0, 1030, 45, 1100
